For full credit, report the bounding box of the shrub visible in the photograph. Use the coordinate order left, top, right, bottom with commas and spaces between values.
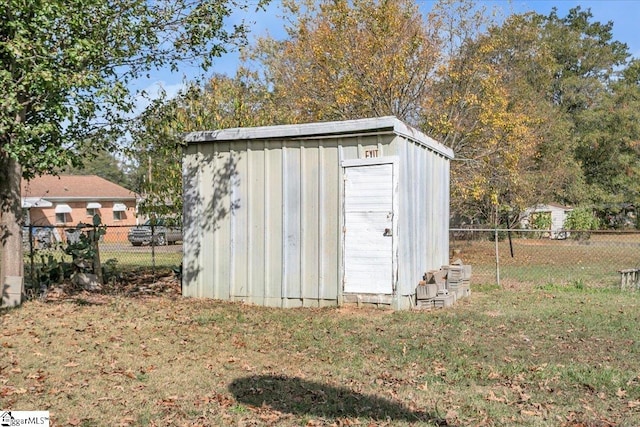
565, 207, 600, 240
530, 212, 552, 238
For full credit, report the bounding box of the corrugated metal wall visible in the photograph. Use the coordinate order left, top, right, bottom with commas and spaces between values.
185, 136, 390, 307
396, 138, 451, 299
183, 118, 452, 309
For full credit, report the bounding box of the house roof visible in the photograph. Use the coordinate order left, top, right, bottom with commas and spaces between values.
184, 116, 455, 159
545, 202, 573, 210
22, 175, 137, 201
528, 202, 573, 212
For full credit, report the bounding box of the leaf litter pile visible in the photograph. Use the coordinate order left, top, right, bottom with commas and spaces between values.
2, 283, 640, 426
41, 268, 182, 303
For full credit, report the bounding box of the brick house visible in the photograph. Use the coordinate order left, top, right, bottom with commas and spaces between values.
21, 175, 138, 241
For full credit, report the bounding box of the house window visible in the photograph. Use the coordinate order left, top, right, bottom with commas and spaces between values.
86, 202, 102, 217
54, 204, 72, 224
56, 213, 68, 224
112, 202, 127, 221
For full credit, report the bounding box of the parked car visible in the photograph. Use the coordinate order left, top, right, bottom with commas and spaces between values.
127, 218, 182, 246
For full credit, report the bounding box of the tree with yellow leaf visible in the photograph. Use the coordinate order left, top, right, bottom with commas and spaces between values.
132, 1, 640, 231
252, 0, 440, 125
431, 6, 638, 226
422, 11, 547, 226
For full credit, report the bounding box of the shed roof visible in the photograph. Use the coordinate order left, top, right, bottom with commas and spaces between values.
529, 203, 573, 212
185, 116, 454, 159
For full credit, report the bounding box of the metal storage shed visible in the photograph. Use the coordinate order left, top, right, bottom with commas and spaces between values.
182, 116, 454, 310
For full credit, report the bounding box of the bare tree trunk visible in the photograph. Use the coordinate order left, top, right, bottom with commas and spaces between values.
1, 153, 24, 306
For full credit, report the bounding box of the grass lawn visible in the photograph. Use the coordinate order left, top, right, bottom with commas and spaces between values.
99, 249, 182, 270
451, 234, 640, 288
2, 283, 640, 426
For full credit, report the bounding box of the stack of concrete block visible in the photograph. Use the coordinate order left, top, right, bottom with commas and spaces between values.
415, 269, 451, 309
444, 261, 471, 300
415, 261, 472, 310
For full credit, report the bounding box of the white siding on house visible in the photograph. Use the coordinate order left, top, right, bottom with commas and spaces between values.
522, 203, 573, 239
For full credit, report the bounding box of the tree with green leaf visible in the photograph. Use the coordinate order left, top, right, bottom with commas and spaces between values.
423, 10, 546, 227
1, 0, 268, 305
540, 7, 635, 211
565, 206, 600, 240
572, 64, 640, 213
424, 5, 638, 226
129, 71, 278, 219
65, 150, 131, 190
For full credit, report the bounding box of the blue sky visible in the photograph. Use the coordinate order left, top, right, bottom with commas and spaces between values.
133, 0, 640, 110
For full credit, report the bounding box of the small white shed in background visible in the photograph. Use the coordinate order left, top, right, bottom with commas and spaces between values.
521, 203, 573, 239
182, 116, 454, 310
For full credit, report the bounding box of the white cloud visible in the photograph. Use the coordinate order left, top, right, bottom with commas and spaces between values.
130, 80, 188, 118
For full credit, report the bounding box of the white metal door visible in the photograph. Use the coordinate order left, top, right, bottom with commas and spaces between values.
343, 163, 394, 294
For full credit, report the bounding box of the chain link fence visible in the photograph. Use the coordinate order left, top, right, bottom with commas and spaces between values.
450, 228, 640, 289
23, 224, 182, 295
21, 225, 639, 295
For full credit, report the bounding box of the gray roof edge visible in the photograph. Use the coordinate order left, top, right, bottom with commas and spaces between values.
185, 116, 398, 142
33, 196, 138, 201
391, 120, 454, 159
185, 116, 454, 159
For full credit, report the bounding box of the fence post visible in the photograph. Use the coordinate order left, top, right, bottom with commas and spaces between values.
495, 228, 501, 288
28, 224, 35, 287
150, 223, 156, 282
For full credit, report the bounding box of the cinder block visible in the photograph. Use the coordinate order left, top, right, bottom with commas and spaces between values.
416, 284, 428, 300
461, 286, 471, 298
445, 265, 463, 282
447, 283, 461, 298
416, 283, 438, 300
462, 265, 472, 280
431, 269, 447, 285
433, 294, 455, 308
449, 283, 470, 299
2, 275, 24, 307
415, 299, 434, 310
